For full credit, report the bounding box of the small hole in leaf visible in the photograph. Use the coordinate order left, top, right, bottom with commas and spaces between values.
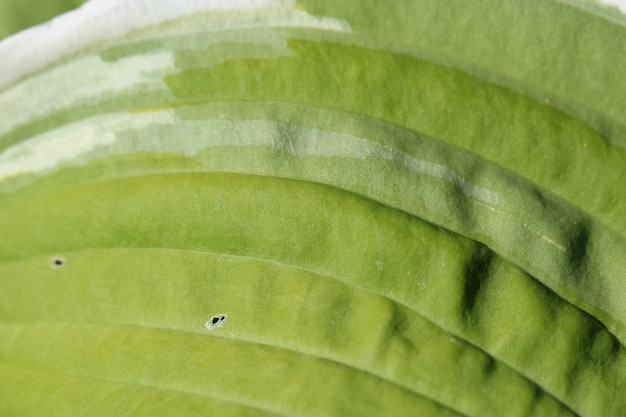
205, 314, 228, 331
51, 256, 66, 268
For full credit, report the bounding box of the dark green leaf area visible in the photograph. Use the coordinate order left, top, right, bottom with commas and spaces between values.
297, 0, 626, 147
1, 172, 624, 416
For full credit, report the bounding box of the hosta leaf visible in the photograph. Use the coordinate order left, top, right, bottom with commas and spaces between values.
0, 1, 625, 416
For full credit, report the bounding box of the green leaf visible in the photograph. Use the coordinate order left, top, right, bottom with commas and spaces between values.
1, 1, 625, 416
0, 0, 86, 40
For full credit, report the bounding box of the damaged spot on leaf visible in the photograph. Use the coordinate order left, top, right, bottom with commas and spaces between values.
50, 256, 66, 268
205, 314, 227, 331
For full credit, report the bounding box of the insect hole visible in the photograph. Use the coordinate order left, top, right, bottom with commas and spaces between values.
205, 314, 227, 331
